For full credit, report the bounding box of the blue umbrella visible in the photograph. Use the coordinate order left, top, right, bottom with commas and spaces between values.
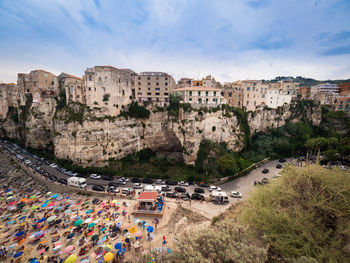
33, 231, 45, 238
67, 233, 75, 239
51, 194, 59, 199
19, 216, 26, 220
97, 210, 103, 215
117, 248, 126, 256
13, 251, 23, 258
6, 220, 15, 225
65, 209, 72, 214
114, 242, 122, 250
85, 209, 93, 214
15, 231, 25, 237
5, 188, 11, 193
41, 203, 48, 208
29, 258, 39, 263
37, 218, 47, 223
147, 226, 154, 233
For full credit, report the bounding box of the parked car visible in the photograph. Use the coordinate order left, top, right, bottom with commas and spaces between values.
76, 174, 87, 178
209, 186, 221, 192
230, 191, 242, 198
108, 182, 119, 188
58, 179, 67, 185
155, 179, 165, 185
133, 183, 143, 189
254, 180, 263, 186
92, 185, 105, 192
102, 176, 114, 181
107, 186, 120, 193
166, 192, 178, 198
131, 178, 141, 183
276, 164, 283, 169
198, 182, 209, 188
24, 159, 31, 165
122, 188, 131, 194
119, 177, 129, 182
194, 188, 205, 194
191, 193, 205, 201
262, 168, 269, 174
178, 181, 189, 187
48, 175, 58, 182
165, 180, 177, 186
117, 179, 127, 185
180, 193, 190, 200
50, 163, 58, 168
90, 174, 101, 180
141, 178, 153, 184
174, 186, 186, 193
161, 185, 171, 192
279, 158, 286, 163
262, 178, 269, 184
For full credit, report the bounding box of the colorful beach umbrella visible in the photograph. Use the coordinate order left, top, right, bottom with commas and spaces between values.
64, 245, 74, 254
41, 203, 48, 208
74, 220, 83, 226
114, 242, 122, 250
88, 222, 95, 228
15, 231, 25, 237
13, 251, 23, 258
47, 216, 57, 222
64, 254, 77, 263
104, 252, 113, 262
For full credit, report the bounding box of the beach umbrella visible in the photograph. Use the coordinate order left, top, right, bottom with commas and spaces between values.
65, 209, 72, 214
48, 202, 55, 207
88, 222, 95, 228
111, 200, 118, 204
33, 231, 45, 238
46, 192, 52, 196
37, 218, 47, 223
31, 206, 39, 210
20, 198, 27, 203
104, 245, 111, 251
6, 196, 15, 201
6, 191, 13, 196
91, 234, 99, 241
114, 242, 122, 250
54, 219, 62, 225
112, 226, 120, 232
5, 188, 11, 193
67, 233, 75, 239
19, 216, 26, 221
41, 203, 48, 208
74, 219, 83, 226
87, 230, 94, 236
64, 254, 77, 263
6, 220, 15, 225
97, 210, 103, 215
117, 247, 126, 256
30, 195, 36, 199
15, 231, 25, 237
104, 252, 113, 262
7, 206, 16, 211
51, 194, 59, 199
147, 226, 154, 233
84, 218, 92, 224
47, 216, 57, 222
85, 209, 93, 214
13, 251, 23, 258
7, 201, 15, 206
29, 258, 39, 263
64, 245, 74, 254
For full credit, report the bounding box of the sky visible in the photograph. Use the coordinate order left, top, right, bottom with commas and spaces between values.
0, 0, 350, 83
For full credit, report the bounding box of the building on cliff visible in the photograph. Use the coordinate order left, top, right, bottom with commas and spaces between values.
17, 70, 58, 106
335, 82, 350, 115
0, 83, 18, 118
84, 66, 136, 116
135, 72, 175, 106
310, 83, 339, 105
172, 75, 227, 108
57, 73, 84, 104
221, 81, 243, 107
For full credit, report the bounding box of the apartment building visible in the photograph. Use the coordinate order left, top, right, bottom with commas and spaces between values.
265, 87, 292, 108
172, 75, 226, 107
279, 80, 299, 98
135, 72, 175, 106
334, 82, 350, 115
84, 66, 135, 115
310, 83, 340, 105
0, 83, 18, 118
241, 80, 268, 111
221, 81, 243, 107
17, 70, 58, 106
58, 73, 84, 104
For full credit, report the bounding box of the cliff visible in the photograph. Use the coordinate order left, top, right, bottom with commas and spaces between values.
0, 100, 323, 166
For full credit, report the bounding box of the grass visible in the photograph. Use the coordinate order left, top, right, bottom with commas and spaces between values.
239, 164, 350, 262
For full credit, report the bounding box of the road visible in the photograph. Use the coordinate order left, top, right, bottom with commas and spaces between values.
0, 140, 292, 201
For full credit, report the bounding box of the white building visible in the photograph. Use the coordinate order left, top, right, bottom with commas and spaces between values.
310, 83, 339, 94
266, 88, 292, 108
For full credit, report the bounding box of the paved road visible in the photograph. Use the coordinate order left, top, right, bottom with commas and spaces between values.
0, 140, 292, 201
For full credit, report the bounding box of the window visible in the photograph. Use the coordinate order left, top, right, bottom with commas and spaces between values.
165, 77, 168, 80
253, 87, 255, 91
77, 86, 80, 89
89, 75, 92, 81
261, 94, 265, 98
189, 91, 192, 96
147, 92, 151, 95
102, 87, 106, 92
147, 77, 150, 80
138, 77, 141, 80
44, 73, 48, 77
27, 89, 30, 92
155, 92, 160, 95
94, 87, 96, 91
88, 87, 91, 91
206, 98, 209, 103
122, 90, 125, 96
77, 95, 80, 98
45, 80, 48, 83
198, 91, 201, 96
155, 88, 160, 91
98, 77, 101, 81
206, 91, 209, 96
247, 87, 250, 91
156, 77, 159, 80
189, 98, 192, 101
246, 101, 249, 106
164, 93, 169, 96
105, 77, 108, 80
156, 82, 159, 86
138, 87, 141, 90
137, 92, 142, 95
165, 82, 168, 86
165, 88, 168, 90
138, 82, 141, 85
213, 98, 217, 103
228, 92, 232, 97
148, 82, 151, 86
254, 101, 256, 106
148, 87, 151, 90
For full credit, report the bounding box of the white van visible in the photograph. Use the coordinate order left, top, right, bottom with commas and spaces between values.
144, 185, 162, 193
67, 177, 87, 188
209, 191, 229, 203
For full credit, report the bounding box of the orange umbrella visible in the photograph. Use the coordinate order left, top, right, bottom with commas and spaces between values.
18, 238, 26, 245
20, 198, 27, 203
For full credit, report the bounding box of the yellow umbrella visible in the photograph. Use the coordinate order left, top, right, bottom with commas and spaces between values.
64, 254, 77, 263
111, 200, 118, 204
104, 252, 113, 262
129, 227, 137, 234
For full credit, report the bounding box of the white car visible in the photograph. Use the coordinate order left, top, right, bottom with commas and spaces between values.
133, 183, 143, 189
24, 159, 31, 164
178, 181, 189, 187
230, 191, 242, 198
90, 174, 101, 180
122, 188, 131, 194
50, 163, 58, 168
119, 177, 129, 182
117, 179, 126, 185
155, 179, 165, 185
209, 186, 221, 192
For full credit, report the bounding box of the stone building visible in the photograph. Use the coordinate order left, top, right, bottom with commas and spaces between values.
310, 83, 339, 105
335, 83, 350, 115
241, 80, 268, 111
17, 70, 58, 106
57, 73, 84, 104
135, 72, 175, 106
84, 66, 135, 116
0, 83, 18, 118
221, 81, 243, 107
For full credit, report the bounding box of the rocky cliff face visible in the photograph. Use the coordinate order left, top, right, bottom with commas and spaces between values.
0, 100, 323, 166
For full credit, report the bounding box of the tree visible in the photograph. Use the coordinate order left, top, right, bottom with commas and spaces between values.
217, 154, 239, 176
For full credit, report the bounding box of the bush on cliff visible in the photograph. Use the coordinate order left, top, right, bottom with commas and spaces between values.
119, 102, 150, 119
239, 165, 350, 262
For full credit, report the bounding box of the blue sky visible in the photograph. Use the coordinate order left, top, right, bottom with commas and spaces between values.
0, 0, 350, 82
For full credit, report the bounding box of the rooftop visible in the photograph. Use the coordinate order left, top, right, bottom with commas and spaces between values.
138, 191, 158, 201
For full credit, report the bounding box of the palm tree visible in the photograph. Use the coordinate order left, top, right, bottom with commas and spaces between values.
305, 138, 315, 163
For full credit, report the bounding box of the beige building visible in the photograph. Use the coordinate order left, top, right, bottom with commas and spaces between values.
241, 80, 268, 111
84, 66, 135, 115
221, 81, 243, 107
172, 75, 226, 108
17, 70, 58, 106
135, 72, 175, 106
58, 73, 84, 104
0, 83, 18, 118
